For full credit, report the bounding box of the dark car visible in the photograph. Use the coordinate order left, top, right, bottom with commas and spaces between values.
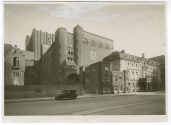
55, 90, 77, 100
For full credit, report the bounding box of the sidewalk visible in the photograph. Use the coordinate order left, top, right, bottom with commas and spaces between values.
5, 91, 165, 103
4, 94, 97, 103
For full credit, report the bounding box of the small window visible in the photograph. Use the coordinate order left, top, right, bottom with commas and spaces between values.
114, 76, 117, 81
83, 38, 89, 45
104, 66, 109, 70
91, 41, 96, 46
119, 76, 122, 82
13, 57, 19, 67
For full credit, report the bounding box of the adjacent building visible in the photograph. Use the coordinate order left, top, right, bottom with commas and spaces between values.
26, 29, 55, 61
83, 62, 113, 94
103, 50, 161, 92
4, 44, 34, 86
112, 70, 128, 93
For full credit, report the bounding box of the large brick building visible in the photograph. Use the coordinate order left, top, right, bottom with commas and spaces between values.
103, 50, 162, 92
38, 25, 113, 84
5, 25, 113, 87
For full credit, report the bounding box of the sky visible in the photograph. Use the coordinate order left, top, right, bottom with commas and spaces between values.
4, 2, 165, 58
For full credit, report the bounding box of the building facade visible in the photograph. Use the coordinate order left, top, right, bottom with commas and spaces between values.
38, 25, 113, 84
73, 25, 113, 67
149, 55, 165, 91
4, 44, 34, 86
26, 29, 55, 61
84, 62, 113, 94
112, 70, 129, 93
103, 50, 161, 92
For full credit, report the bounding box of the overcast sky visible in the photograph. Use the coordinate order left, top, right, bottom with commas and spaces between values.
4, 2, 165, 58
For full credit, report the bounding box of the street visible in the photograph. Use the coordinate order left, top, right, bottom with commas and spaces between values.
4, 94, 165, 115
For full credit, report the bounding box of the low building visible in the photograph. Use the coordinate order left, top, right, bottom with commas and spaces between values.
25, 60, 39, 85
84, 62, 113, 94
4, 44, 34, 86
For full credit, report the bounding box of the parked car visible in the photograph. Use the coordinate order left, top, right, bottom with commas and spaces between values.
55, 90, 77, 100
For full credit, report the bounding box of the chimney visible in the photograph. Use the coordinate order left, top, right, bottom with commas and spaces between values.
121, 50, 125, 53
14, 45, 17, 48
142, 53, 145, 58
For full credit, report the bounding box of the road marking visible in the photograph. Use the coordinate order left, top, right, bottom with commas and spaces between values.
71, 101, 152, 115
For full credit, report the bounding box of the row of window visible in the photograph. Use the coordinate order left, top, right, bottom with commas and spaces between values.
129, 71, 139, 79
13, 72, 19, 77
126, 61, 156, 71
102, 76, 111, 82
67, 57, 74, 61
68, 51, 73, 55
113, 76, 123, 82
114, 85, 123, 90
87, 66, 109, 72
83, 38, 111, 50
127, 62, 138, 68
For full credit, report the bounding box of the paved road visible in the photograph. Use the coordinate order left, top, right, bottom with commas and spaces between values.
4, 95, 166, 115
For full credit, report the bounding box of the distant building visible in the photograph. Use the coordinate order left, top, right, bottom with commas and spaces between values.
84, 62, 113, 94
103, 50, 161, 92
25, 35, 30, 50
149, 55, 165, 91
26, 29, 55, 61
4, 44, 34, 86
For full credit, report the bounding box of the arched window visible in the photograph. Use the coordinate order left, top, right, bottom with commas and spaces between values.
13, 57, 19, 68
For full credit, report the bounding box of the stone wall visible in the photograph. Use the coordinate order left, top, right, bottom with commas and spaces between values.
5, 84, 82, 99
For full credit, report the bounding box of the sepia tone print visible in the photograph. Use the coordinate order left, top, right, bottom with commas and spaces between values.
4, 2, 166, 116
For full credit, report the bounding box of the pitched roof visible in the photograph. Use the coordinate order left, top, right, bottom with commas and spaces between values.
103, 51, 160, 66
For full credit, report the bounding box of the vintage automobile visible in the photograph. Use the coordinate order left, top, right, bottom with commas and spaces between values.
55, 90, 77, 100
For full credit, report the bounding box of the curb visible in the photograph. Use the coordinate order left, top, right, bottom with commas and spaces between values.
5, 95, 96, 103
5, 92, 165, 103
